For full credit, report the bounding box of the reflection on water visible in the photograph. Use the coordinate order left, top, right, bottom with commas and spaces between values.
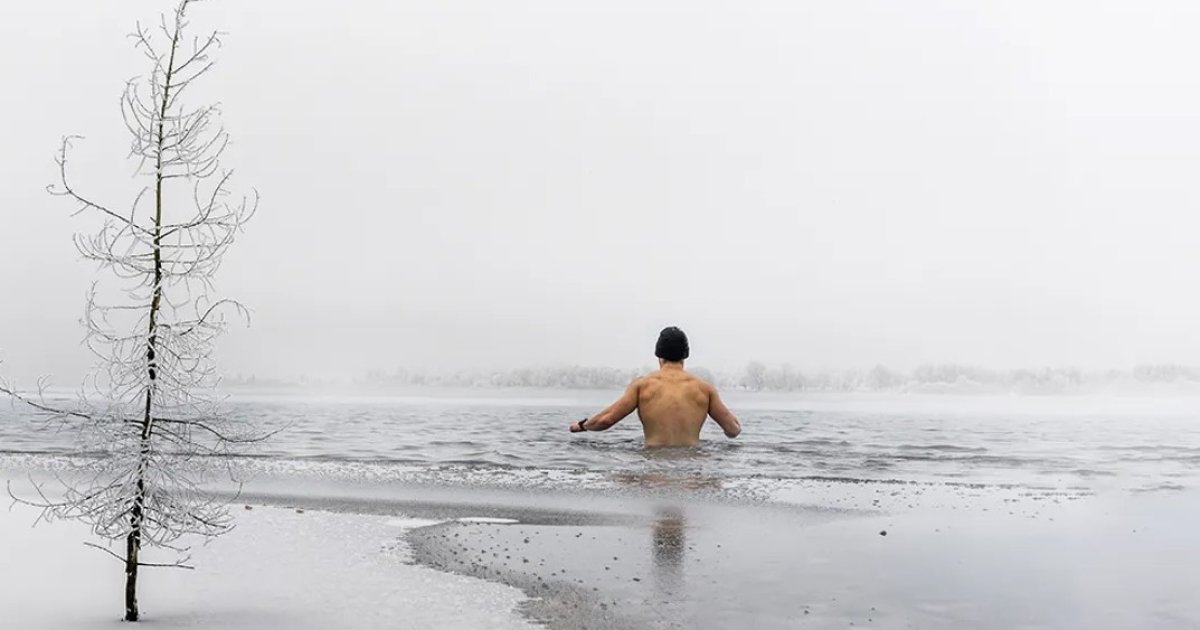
609, 466, 708, 595
611, 469, 724, 492
640, 446, 710, 460
611, 450, 724, 492
652, 506, 686, 593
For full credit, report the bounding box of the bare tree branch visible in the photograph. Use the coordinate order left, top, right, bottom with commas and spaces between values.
83, 542, 196, 570
7, 0, 263, 621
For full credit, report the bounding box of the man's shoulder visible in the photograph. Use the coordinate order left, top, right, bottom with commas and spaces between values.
628, 374, 654, 391
641, 370, 712, 391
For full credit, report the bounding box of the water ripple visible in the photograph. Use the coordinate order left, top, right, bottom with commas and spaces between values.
2, 392, 1198, 493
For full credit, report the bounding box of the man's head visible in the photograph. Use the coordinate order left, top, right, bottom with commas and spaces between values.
655, 326, 690, 364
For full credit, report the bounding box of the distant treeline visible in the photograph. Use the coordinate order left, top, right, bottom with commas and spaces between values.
226, 363, 1200, 394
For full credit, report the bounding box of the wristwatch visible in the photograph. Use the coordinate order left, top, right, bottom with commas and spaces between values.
577, 418, 589, 431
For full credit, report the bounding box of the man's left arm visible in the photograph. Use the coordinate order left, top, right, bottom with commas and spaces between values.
570, 380, 640, 432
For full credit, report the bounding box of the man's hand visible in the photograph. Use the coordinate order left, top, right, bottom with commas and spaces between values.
569, 419, 587, 432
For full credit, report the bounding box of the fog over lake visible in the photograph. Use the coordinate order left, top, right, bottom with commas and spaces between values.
3, 0, 1198, 383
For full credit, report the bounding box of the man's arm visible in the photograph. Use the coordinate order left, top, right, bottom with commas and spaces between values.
570, 379, 641, 432
706, 385, 741, 438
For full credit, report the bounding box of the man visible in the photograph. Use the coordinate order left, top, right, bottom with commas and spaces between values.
569, 327, 741, 446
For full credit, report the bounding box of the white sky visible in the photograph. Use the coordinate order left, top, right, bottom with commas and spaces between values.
2, 0, 1199, 381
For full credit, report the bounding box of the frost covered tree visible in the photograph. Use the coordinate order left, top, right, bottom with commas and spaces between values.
0, 0, 263, 621
742, 361, 767, 391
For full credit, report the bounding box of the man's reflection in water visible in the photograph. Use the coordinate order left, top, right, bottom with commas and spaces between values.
652, 506, 687, 593
610, 465, 723, 595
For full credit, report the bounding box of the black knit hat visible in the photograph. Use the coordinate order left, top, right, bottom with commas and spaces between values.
655, 326, 689, 362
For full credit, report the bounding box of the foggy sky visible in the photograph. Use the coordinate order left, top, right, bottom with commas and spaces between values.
2, 0, 1199, 382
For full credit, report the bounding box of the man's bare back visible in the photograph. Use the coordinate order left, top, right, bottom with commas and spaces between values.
569, 327, 741, 446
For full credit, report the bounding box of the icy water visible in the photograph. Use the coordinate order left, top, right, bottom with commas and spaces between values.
4, 389, 1199, 629
2, 389, 1197, 495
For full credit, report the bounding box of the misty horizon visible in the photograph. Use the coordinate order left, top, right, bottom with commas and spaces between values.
4, 1, 1199, 385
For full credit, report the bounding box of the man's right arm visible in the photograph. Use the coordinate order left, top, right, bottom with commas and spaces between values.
570, 379, 641, 433
706, 385, 741, 438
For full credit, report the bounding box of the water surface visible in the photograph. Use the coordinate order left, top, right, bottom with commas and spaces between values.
2, 390, 1195, 495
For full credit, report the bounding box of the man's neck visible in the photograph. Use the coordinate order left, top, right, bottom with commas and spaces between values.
659, 361, 685, 372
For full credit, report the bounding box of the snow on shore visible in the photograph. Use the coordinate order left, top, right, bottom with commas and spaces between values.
0, 480, 536, 630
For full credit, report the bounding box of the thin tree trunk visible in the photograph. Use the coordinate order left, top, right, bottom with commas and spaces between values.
124, 20, 180, 623
124, 525, 140, 621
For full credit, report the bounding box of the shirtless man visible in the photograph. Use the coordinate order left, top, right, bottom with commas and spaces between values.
569, 327, 741, 446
